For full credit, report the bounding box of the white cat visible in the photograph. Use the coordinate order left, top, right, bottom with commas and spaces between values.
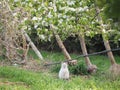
59, 62, 69, 80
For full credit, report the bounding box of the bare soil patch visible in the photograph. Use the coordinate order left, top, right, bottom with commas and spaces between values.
0, 59, 51, 72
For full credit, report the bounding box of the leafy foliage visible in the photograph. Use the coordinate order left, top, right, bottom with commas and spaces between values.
7, 0, 101, 41
69, 61, 88, 75
96, 0, 120, 41
5, 0, 119, 45
96, 0, 120, 20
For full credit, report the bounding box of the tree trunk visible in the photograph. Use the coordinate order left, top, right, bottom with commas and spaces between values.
95, 5, 120, 76
50, 25, 77, 65
103, 40, 116, 65
79, 35, 92, 66
78, 34, 97, 73
0, 38, 2, 55
22, 30, 44, 60
95, 6, 116, 65
54, 31, 71, 60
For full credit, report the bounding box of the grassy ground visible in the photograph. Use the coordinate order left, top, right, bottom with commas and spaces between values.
0, 50, 120, 90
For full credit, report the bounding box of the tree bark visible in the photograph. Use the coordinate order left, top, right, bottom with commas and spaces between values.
22, 30, 44, 60
0, 38, 2, 55
95, 6, 116, 65
50, 25, 77, 65
78, 34, 97, 73
78, 35, 92, 66
52, 30, 71, 60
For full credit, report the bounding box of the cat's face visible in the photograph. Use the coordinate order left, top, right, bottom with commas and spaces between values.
61, 62, 68, 68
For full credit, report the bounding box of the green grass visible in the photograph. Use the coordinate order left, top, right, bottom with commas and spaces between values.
0, 50, 120, 90
0, 66, 120, 90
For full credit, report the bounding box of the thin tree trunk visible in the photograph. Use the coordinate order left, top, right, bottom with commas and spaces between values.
95, 6, 116, 65
50, 25, 77, 65
52, 29, 71, 60
22, 30, 44, 60
78, 35, 92, 66
78, 34, 97, 73
0, 38, 2, 55
95, 5, 120, 76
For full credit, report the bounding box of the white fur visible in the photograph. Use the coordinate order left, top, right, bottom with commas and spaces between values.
59, 62, 69, 79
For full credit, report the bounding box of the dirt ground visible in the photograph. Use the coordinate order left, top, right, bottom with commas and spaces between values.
0, 59, 51, 72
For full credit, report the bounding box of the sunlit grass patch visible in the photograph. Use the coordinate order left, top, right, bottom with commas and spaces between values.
0, 81, 29, 90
